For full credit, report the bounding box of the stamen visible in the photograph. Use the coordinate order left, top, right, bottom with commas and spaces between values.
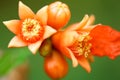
69, 33, 92, 58
21, 18, 44, 43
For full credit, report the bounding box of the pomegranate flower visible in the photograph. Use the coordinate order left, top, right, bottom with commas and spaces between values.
52, 15, 96, 72
52, 14, 120, 72
3, 1, 56, 54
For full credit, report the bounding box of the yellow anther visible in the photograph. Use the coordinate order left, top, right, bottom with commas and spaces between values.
21, 18, 44, 43
76, 33, 92, 58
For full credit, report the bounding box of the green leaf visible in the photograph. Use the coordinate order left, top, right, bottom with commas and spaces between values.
0, 47, 32, 76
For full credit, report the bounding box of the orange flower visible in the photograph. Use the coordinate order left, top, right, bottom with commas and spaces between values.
3, 1, 56, 54
89, 25, 120, 59
52, 15, 95, 72
47, 1, 71, 30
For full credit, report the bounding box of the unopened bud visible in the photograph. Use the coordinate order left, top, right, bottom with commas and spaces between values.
39, 39, 52, 57
47, 1, 71, 30
44, 50, 68, 79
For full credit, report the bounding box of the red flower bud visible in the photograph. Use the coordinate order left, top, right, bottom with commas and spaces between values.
47, 1, 71, 30
44, 50, 68, 79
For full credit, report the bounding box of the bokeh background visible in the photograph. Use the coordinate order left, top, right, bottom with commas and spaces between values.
0, 0, 120, 80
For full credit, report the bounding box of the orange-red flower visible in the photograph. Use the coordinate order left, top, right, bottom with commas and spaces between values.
52, 14, 120, 72
3, 1, 56, 54
89, 25, 120, 59
47, 1, 71, 30
52, 15, 95, 72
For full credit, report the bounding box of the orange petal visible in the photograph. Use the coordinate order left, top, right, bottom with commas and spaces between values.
77, 56, 91, 73
36, 5, 48, 26
66, 48, 78, 67
51, 31, 62, 50
66, 15, 89, 31
83, 15, 95, 29
43, 26, 57, 39
3, 20, 21, 34
90, 25, 120, 59
19, 1, 35, 19
87, 15, 95, 25
60, 31, 78, 47
28, 40, 42, 54
53, 32, 78, 67
8, 36, 27, 48
82, 24, 100, 32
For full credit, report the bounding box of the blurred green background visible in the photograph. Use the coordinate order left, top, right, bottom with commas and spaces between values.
0, 0, 120, 80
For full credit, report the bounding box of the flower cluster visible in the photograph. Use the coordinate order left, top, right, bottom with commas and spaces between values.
3, 1, 120, 79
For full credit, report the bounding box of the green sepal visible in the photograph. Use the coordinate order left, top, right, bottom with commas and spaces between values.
39, 39, 52, 57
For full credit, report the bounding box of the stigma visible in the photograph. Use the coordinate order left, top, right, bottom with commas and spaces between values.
69, 33, 92, 58
21, 18, 44, 43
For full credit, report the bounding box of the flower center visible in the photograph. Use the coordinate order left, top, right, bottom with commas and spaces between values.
21, 18, 44, 43
69, 33, 92, 58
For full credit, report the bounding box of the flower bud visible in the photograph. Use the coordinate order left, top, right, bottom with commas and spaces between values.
47, 1, 71, 30
44, 50, 68, 79
39, 39, 52, 57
